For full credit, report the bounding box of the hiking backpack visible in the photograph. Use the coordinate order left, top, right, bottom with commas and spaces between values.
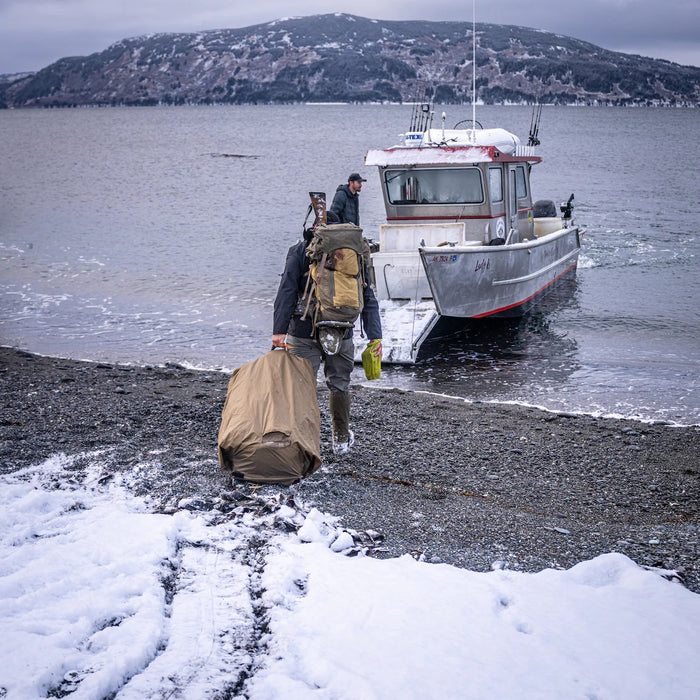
301, 222, 370, 333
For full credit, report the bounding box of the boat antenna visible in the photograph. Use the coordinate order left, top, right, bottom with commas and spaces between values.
418, 93, 424, 131
528, 81, 543, 146
534, 102, 542, 143
409, 94, 418, 132
471, 0, 477, 142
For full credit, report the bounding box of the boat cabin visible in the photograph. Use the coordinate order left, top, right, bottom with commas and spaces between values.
365, 127, 542, 247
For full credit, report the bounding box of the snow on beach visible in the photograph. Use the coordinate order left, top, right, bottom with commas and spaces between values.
1, 453, 699, 699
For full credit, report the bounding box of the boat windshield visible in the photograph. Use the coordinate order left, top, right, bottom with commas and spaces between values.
385, 167, 484, 205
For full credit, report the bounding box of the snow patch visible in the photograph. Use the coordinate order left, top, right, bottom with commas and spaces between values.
1, 454, 699, 698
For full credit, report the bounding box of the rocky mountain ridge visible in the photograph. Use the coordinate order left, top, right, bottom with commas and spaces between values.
2, 13, 698, 108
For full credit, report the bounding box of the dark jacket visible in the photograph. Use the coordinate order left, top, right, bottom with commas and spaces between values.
273, 231, 381, 341
329, 184, 360, 226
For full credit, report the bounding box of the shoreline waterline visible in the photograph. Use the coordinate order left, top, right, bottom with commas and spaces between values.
6, 343, 698, 428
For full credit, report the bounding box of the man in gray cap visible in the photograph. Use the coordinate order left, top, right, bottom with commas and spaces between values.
329, 172, 366, 226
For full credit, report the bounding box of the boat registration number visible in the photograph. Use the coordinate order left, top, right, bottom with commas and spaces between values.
428, 254, 458, 263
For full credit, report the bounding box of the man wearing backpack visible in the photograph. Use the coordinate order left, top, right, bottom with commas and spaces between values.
272, 224, 382, 455
329, 173, 366, 226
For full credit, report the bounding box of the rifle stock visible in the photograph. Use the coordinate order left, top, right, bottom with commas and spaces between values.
309, 191, 327, 225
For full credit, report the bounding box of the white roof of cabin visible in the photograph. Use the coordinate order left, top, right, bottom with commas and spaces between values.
366, 146, 495, 167
365, 127, 525, 167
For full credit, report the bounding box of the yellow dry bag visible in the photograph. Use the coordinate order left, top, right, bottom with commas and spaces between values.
362, 339, 382, 380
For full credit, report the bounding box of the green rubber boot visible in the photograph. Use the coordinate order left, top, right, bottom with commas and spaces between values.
329, 390, 354, 454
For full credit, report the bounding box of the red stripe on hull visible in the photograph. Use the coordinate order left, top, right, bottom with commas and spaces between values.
386, 209, 531, 222
387, 214, 506, 222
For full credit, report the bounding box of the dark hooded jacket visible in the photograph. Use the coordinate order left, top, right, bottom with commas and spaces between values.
273, 228, 381, 341
329, 184, 360, 226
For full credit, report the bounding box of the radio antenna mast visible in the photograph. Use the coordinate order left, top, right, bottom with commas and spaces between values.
471, 0, 477, 142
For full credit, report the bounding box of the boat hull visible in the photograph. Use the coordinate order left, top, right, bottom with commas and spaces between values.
419, 227, 582, 318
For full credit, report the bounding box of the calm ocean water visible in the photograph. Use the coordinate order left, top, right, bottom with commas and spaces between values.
1, 104, 698, 424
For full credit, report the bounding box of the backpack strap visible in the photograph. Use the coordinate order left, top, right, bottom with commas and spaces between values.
300, 268, 315, 321
301, 250, 328, 322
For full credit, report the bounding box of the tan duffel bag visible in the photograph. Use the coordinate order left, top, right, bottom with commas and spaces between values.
217, 349, 321, 485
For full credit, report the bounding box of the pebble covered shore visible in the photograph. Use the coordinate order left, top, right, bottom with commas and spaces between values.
2, 346, 698, 592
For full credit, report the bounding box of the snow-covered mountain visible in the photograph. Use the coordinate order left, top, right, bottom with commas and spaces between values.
2, 13, 698, 107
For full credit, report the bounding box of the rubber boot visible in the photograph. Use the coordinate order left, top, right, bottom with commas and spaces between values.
329, 390, 354, 454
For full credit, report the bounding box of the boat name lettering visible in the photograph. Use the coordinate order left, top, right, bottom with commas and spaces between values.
474, 258, 490, 272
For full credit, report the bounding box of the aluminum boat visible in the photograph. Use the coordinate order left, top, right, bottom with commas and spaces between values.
357, 107, 584, 363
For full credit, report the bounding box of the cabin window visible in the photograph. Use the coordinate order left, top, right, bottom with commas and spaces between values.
489, 167, 503, 203
384, 168, 484, 205
515, 165, 528, 199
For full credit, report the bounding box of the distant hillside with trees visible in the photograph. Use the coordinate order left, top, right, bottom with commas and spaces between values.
2, 14, 698, 108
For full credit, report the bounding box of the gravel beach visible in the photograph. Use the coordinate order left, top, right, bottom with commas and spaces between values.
2, 346, 698, 593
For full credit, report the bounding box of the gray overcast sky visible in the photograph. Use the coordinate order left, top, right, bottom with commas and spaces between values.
1, 0, 698, 74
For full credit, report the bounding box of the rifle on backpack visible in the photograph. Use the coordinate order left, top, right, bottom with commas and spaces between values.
309, 191, 327, 226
